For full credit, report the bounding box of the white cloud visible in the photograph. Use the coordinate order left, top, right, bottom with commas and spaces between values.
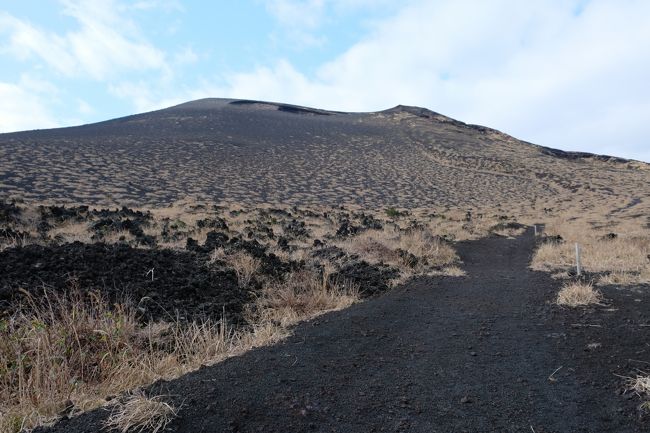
262, 0, 399, 49
130, 0, 184, 12
0, 81, 59, 132
108, 80, 185, 113
174, 46, 199, 65
264, 0, 326, 29
77, 99, 94, 115
263, 0, 399, 28
0, 0, 168, 80
211, 0, 650, 161
0, 12, 78, 76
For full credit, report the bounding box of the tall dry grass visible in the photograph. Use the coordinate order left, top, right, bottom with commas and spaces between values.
104, 391, 178, 433
531, 218, 650, 286
210, 248, 261, 288
336, 228, 459, 279
0, 289, 240, 433
252, 269, 359, 327
0, 267, 359, 432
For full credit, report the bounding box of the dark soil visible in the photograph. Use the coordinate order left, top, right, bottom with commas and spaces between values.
0, 242, 244, 323
0, 231, 395, 324
38, 229, 650, 432
332, 260, 399, 296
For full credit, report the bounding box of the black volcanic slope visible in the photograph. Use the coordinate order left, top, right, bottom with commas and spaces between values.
0, 98, 648, 209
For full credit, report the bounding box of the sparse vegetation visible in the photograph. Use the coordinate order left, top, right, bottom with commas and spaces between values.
13, 197, 650, 430
0, 201, 480, 430
336, 228, 460, 280
624, 373, 650, 397
619, 372, 650, 412
490, 222, 527, 238
384, 207, 403, 219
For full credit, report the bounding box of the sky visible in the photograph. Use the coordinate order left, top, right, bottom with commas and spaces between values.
1, 0, 649, 162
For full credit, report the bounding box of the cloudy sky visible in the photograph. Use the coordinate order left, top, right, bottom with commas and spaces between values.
1, 0, 649, 161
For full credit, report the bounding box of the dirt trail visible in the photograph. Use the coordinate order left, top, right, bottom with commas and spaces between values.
41, 230, 649, 433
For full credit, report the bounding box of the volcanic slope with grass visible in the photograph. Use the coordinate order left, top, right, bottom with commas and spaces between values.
1, 98, 648, 215
1, 99, 650, 433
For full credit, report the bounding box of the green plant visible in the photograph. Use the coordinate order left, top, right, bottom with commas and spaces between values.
385, 207, 401, 218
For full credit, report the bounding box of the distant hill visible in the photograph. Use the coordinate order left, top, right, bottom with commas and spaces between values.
0, 98, 647, 215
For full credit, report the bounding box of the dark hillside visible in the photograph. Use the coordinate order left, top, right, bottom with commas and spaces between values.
0, 98, 647, 213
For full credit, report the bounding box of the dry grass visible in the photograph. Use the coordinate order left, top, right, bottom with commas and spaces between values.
556, 281, 603, 307
625, 374, 650, 397
423, 210, 507, 242
0, 289, 235, 432
0, 268, 358, 432
336, 228, 459, 279
492, 227, 526, 238
531, 216, 650, 286
598, 271, 649, 286
533, 237, 649, 275
551, 271, 571, 280
104, 391, 177, 433
0, 201, 470, 431
0, 236, 28, 253
47, 221, 93, 244
618, 372, 650, 412
253, 270, 359, 327
437, 266, 467, 277
211, 249, 261, 288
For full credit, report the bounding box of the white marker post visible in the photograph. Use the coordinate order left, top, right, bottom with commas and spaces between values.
575, 243, 581, 276
534, 225, 538, 236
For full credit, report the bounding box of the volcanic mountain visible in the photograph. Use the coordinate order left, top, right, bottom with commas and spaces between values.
0, 98, 647, 214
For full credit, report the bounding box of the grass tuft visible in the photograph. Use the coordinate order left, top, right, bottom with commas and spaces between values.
556, 281, 603, 307
211, 248, 260, 288
104, 391, 177, 433
625, 374, 650, 397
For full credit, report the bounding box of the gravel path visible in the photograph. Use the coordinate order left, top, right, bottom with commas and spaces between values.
41, 229, 649, 432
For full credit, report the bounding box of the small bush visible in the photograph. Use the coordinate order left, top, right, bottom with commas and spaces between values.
384, 207, 402, 218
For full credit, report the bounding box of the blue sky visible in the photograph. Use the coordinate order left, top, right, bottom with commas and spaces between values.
1, 0, 649, 162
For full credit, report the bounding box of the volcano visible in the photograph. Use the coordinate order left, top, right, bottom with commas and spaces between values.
0, 98, 647, 213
